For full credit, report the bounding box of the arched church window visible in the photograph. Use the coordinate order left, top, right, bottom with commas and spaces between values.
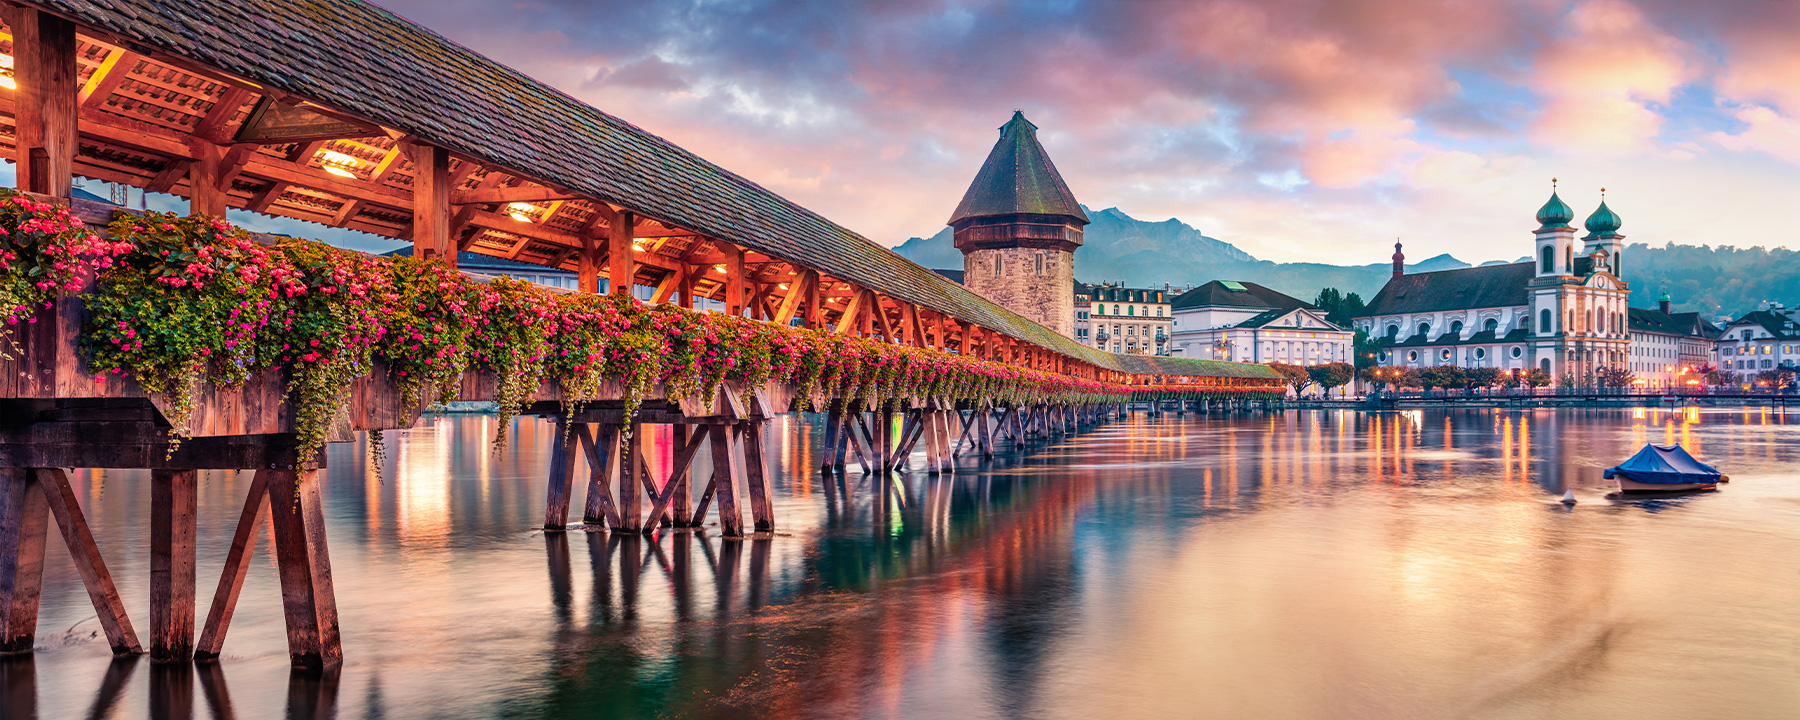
1386, 324, 1399, 338
1417, 322, 1430, 338
1450, 320, 1464, 336
1541, 246, 1554, 273
1615, 251, 1623, 277
1540, 309, 1551, 333
1540, 358, 1551, 373
1565, 246, 1573, 272
1485, 318, 1499, 333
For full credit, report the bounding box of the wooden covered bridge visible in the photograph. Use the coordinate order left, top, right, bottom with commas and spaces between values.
0, 0, 1281, 671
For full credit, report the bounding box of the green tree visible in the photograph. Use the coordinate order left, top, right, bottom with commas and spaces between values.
1312, 287, 1367, 328
1757, 366, 1796, 391
1522, 369, 1552, 388
1352, 329, 1382, 369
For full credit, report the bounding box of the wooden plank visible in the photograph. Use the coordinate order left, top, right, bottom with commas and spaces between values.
542, 419, 576, 530
578, 424, 620, 528
7, 8, 78, 197
267, 469, 342, 669
0, 468, 48, 652
33, 469, 141, 656
709, 425, 744, 537
150, 469, 198, 661
577, 233, 601, 294
854, 411, 881, 471
771, 270, 815, 327
451, 185, 580, 205
832, 288, 866, 335
609, 211, 636, 296
742, 422, 774, 532
195, 470, 268, 660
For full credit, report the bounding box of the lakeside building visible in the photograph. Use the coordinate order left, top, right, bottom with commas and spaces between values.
1168, 280, 1351, 364
1353, 190, 1631, 379
1713, 304, 1800, 383
1627, 294, 1721, 389
1081, 283, 1173, 354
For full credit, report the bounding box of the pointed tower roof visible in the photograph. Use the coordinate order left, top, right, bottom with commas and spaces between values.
949, 111, 1090, 226
1536, 190, 1574, 229
1583, 199, 1621, 237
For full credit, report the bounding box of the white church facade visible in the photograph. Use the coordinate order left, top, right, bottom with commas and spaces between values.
1353, 189, 1632, 381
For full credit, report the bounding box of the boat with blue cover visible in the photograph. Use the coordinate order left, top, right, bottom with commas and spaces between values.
1605, 444, 1727, 493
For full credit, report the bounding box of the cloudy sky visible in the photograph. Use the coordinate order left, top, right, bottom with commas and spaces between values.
368, 0, 1797, 265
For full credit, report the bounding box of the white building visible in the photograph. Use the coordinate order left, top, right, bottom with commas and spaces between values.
1354, 190, 1632, 381
1713, 305, 1800, 384
1627, 294, 1719, 389
1081, 284, 1172, 354
1169, 280, 1352, 365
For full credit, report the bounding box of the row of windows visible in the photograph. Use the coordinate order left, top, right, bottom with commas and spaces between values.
1090, 304, 1164, 317
1733, 359, 1779, 369
1381, 346, 1528, 364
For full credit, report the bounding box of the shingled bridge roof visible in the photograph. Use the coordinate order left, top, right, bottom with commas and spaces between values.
20, 0, 1273, 381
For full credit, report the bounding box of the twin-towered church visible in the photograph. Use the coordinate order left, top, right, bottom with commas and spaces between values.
1352, 188, 1630, 379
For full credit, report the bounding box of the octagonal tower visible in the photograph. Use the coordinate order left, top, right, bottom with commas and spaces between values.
950, 111, 1089, 338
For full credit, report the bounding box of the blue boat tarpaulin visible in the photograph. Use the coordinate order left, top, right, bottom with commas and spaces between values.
1604, 444, 1722, 485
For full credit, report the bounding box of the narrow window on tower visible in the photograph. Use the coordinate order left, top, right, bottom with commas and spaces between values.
1035, 253, 1045, 276
994, 255, 1003, 278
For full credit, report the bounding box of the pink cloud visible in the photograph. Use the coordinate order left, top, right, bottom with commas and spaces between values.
1529, 0, 1698, 153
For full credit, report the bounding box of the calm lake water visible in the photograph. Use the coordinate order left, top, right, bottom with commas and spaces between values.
12, 407, 1800, 719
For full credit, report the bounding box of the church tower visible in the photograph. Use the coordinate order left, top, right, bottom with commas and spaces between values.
950, 111, 1089, 338
1582, 193, 1624, 279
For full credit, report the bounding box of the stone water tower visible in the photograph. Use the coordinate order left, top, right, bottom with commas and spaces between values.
950, 111, 1089, 338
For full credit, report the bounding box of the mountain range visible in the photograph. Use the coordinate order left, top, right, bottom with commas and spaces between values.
893, 206, 1800, 319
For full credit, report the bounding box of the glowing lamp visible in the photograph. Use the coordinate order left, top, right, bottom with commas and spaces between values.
317, 150, 360, 178
505, 202, 536, 223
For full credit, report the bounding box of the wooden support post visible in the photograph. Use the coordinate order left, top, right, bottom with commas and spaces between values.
266, 470, 342, 670
6, 8, 76, 198
196, 471, 268, 660
742, 421, 774, 532
580, 424, 620, 528
709, 426, 745, 537
543, 420, 579, 530
406, 142, 454, 268
614, 425, 643, 532
150, 470, 197, 661
609, 210, 637, 296
821, 407, 842, 473
0, 469, 48, 653
189, 142, 229, 217
844, 407, 872, 475
670, 425, 693, 527
577, 234, 601, 293
725, 245, 746, 316
32, 469, 139, 656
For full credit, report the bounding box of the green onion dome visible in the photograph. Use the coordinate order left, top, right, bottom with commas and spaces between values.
1583, 200, 1621, 235
1536, 191, 1575, 229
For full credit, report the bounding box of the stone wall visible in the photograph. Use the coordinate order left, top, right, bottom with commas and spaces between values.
962, 246, 1075, 338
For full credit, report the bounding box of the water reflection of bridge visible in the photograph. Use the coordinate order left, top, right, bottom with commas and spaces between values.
523, 462, 1099, 718
0, 652, 343, 719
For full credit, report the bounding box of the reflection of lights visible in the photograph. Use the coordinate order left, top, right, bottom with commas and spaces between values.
714, 264, 728, 274
0, 55, 14, 90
